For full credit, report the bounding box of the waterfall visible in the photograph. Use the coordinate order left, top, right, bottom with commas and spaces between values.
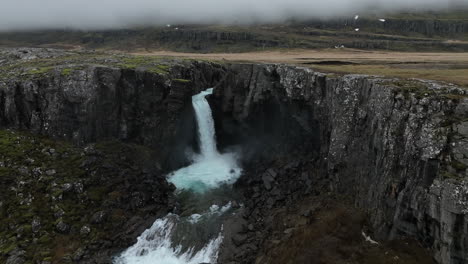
167, 88, 242, 193
114, 88, 242, 264
192, 88, 217, 158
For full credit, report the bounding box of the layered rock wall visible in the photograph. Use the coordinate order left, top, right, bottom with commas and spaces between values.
0, 62, 225, 168
213, 64, 468, 264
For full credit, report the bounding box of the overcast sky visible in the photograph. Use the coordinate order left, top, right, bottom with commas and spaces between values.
0, 0, 465, 31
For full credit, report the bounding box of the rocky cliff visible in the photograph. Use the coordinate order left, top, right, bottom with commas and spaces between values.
0, 49, 228, 168
1, 49, 468, 263
212, 64, 468, 264
0, 49, 226, 263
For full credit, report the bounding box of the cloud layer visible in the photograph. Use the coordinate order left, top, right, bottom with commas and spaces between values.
0, 0, 465, 31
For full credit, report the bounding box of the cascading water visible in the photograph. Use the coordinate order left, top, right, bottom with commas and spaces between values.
168, 88, 242, 193
115, 88, 242, 264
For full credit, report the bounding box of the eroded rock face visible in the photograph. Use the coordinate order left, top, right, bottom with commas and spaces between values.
212, 64, 468, 264
0, 61, 225, 169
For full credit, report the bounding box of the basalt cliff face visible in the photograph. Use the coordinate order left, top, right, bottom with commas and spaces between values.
212, 64, 468, 264
0, 58, 226, 168
1, 49, 468, 264
0, 50, 227, 263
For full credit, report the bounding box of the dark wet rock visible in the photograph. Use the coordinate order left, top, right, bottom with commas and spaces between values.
73, 247, 86, 262
232, 234, 248, 247
54, 208, 65, 219
74, 182, 84, 194
261, 173, 274, 190
91, 211, 107, 224
55, 219, 70, 233
62, 183, 73, 192
45, 169, 56, 176
213, 64, 468, 264
80, 225, 91, 236
17, 166, 29, 175
5, 249, 25, 264
31, 217, 41, 233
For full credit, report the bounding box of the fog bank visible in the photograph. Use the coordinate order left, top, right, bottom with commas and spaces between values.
0, 0, 466, 31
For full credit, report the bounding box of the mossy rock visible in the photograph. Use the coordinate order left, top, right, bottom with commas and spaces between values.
0, 129, 171, 263
452, 160, 468, 171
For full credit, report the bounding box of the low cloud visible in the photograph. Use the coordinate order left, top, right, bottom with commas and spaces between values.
0, 0, 465, 31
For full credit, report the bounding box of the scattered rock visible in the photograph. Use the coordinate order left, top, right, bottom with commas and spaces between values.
80, 225, 91, 236
31, 217, 41, 233
45, 169, 56, 176
62, 183, 73, 192
91, 211, 107, 224
17, 166, 29, 175
6, 249, 26, 264
262, 173, 274, 190
56, 219, 70, 233
54, 208, 65, 219
73, 248, 86, 261
232, 234, 248, 246
74, 182, 84, 194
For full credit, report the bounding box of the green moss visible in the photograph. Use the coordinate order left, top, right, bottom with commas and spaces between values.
27, 66, 54, 75
0, 242, 17, 255
114, 56, 175, 76
119, 56, 159, 69
22, 224, 32, 233
147, 64, 171, 75
156, 64, 170, 71
441, 171, 461, 180
452, 161, 468, 171
443, 94, 468, 100
382, 80, 435, 99
120, 56, 150, 68
38, 235, 52, 244
172, 78, 191, 83
87, 186, 108, 201
61, 68, 73, 76
52, 189, 63, 198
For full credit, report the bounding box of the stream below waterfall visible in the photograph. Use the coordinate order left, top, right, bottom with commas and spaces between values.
114, 88, 242, 264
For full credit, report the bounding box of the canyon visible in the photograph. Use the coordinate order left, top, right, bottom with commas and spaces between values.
0, 48, 467, 264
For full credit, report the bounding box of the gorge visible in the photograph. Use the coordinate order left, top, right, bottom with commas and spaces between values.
0, 49, 467, 264
115, 88, 242, 264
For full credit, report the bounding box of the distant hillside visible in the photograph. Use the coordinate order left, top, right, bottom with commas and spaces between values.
1, 10, 467, 53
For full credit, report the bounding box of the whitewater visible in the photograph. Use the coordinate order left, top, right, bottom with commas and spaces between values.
114, 88, 242, 264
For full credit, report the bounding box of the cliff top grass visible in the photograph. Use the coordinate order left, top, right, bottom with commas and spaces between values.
1, 48, 467, 94
0, 50, 197, 81
309, 64, 468, 88
130, 49, 468, 88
